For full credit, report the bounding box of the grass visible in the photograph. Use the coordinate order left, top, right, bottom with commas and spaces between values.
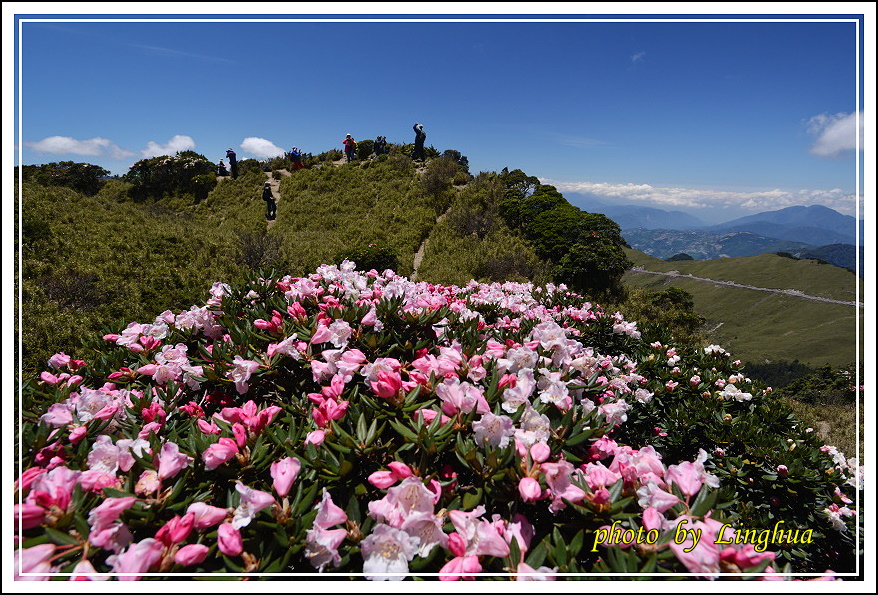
269, 158, 444, 277
623, 248, 861, 368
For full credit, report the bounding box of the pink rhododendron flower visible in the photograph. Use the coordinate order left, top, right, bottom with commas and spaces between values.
664, 449, 719, 497
14, 543, 57, 580
156, 441, 193, 480
368, 476, 436, 527
106, 538, 164, 580
134, 470, 161, 495
305, 429, 325, 446
69, 559, 109, 581
15, 503, 46, 531
202, 437, 239, 470
636, 481, 681, 513
371, 369, 403, 399
187, 502, 228, 530
472, 412, 515, 448
361, 524, 420, 581
305, 489, 348, 571
438, 554, 482, 581
174, 543, 210, 566
516, 562, 557, 580
518, 477, 542, 502
232, 481, 276, 529
155, 513, 195, 546
217, 522, 244, 557
227, 356, 261, 394
270, 457, 301, 497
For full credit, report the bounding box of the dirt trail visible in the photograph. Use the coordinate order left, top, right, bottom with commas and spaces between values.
264, 169, 290, 229
411, 208, 450, 282
629, 267, 862, 307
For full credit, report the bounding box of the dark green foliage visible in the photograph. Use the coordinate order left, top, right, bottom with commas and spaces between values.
356, 139, 374, 158
496, 171, 632, 298
555, 240, 631, 298
334, 243, 400, 273
612, 343, 860, 574
442, 149, 470, 173
238, 158, 264, 175
420, 154, 462, 203
775, 363, 862, 406
499, 167, 539, 200
19, 161, 110, 196
744, 359, 815, 389
608, 286, 706, 348
123, 150, 216, 201
666, 252, 694, 261
775, 251, 798, 260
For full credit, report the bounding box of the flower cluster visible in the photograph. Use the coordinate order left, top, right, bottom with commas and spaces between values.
15, 263, 859, 580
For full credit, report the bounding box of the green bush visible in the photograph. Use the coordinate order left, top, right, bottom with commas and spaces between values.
19, 161, 110, 196
123, 151, 216, 201
335, 243, 400, 272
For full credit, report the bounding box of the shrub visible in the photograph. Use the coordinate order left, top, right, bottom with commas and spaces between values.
19, 161, 110, 196
666, 253, 694, 262
356, 139, 374, 159
123, 151, 216, 201
334, 244, 400, 273
15, 264, 860, 580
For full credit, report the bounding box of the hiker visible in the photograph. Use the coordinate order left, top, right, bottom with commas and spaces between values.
226, 148, 238, 179
412, 123, 426, 162
262, 181, 277, 220
374, 136, 387, 156
342, 134, 357, 163
217, 159, 228, 176
289, 146, 305, 171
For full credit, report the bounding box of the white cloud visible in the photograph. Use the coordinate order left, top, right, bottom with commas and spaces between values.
240, 137, 285, 159
543, 179, 859, 217
631, 51, 646, 63
806, 111, 863, 158
141, 135, 196, 158
24, 136, 135, 159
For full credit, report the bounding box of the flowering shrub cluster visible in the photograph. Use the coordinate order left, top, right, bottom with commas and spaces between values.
15, 263, 861, 580
123, 150, 216, 201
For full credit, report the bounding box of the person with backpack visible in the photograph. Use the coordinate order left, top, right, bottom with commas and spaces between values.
412, 123, 426, 162
217, 159, 228, 176
289, 146, 305, 171
262, 181, 277, 220
342, 134, 357, 162
374, 136, 387, 156
226, 148, 238, 179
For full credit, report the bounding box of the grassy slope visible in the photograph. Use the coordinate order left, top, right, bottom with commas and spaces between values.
19, 173, 267, 375
269, 159, 441, 277
623, 248, 861, 368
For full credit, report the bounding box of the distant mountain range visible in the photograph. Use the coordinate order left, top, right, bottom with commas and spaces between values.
622, 228, 816, 261
703, 205, 863, 247
578, 202, 863, 273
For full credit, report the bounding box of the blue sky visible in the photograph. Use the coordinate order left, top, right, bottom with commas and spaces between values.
10, 6, 870, 223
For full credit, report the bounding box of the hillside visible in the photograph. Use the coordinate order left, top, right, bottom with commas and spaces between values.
622, 248, 862, 368
18, 153, 862, 379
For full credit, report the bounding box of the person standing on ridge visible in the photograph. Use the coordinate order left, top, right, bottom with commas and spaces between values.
374, 136, 387, 156
262, 181, 277, 220
412, 123, 426, 162
289, 146, 305, 171
342, 134, 357, 163
217, 159, 228, 176
226, 148, 238, 179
